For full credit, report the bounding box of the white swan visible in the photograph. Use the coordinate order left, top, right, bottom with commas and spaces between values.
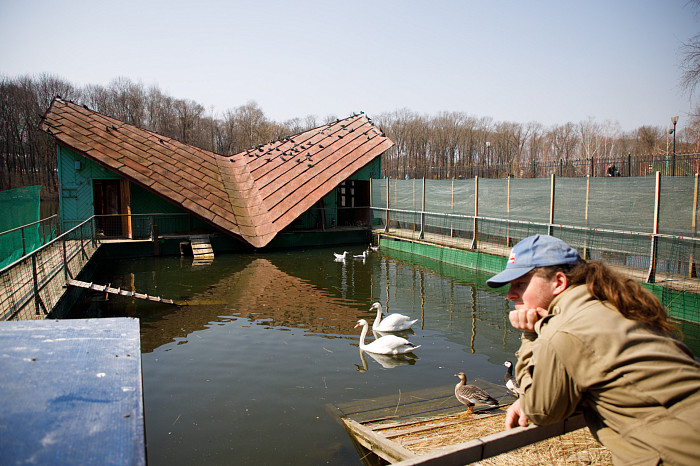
370, 302, 418, 331
354, 319, 420, 355
353, 250, 368, 259
333, 251, 349, 260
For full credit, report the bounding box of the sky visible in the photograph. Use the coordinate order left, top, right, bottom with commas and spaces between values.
1, 0, 698, 132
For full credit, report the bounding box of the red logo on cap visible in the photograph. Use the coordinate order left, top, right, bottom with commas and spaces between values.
509, 252, 516, 264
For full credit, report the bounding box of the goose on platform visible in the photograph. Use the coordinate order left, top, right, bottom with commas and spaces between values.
354, 319, 420, 355
370, 302, 418, 332
454, 372, 499, 414
503, 361, 521, 396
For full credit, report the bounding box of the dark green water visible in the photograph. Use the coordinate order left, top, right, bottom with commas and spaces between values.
76, 246, 700, 465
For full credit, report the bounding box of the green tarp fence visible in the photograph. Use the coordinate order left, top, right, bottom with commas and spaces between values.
0, 186, 54, 270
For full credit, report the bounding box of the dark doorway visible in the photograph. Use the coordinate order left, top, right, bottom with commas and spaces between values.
336, 180, 370, 227
93, 180, 123, 237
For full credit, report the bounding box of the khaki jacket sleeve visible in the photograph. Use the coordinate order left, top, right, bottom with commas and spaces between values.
515, 332, 583, 426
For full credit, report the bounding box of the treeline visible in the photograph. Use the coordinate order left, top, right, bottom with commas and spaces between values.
2, 74, 700, 195
376, 109, 700, 179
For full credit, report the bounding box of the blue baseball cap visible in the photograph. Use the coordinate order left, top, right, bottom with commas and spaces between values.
486, 235, 580, 288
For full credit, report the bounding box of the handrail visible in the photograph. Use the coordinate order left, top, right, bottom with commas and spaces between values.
0, 214, 58, 236
0, 216, 94, 275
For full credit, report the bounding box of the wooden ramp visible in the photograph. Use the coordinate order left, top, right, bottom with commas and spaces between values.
329, 380, 514, 463
189, 235, 214, 261
68, 279, 177, 305
329, 381, 596, 465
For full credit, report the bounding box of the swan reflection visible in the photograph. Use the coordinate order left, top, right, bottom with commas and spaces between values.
354, 349, 418, 371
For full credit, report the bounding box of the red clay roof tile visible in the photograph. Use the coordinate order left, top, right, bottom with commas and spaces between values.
40, 98, 393, 248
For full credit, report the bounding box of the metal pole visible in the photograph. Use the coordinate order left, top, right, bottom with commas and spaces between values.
548, 174, 555, 236
690, 173, 698, 278
384, 178, 390, 233
471, 176, 479, 249
506, 176, 511, 246
646, 171, 661, 283
419, 178, 425, 240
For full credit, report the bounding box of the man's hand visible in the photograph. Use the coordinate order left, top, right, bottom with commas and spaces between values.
509, 307, 548, 332
505, 399, 530, 429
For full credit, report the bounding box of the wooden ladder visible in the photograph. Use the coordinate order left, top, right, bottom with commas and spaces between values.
189, 235, 214, 261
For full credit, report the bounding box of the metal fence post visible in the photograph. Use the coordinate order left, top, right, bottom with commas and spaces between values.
21, 227, 26, 256
63, 234, 68, 283
32, 254, 40, 315
646, 172, 661, 283
548, 174, 555, 236
419, 178, 425, 240
471, 176, 479, 249
384, 179, 390, 233
690, 173, 698, 278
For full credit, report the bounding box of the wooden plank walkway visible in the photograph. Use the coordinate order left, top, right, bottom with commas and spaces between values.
68, 279, 177, 304
0, 317, 146, 465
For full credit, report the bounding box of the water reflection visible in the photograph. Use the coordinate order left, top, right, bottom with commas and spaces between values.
354, 349, 418, 371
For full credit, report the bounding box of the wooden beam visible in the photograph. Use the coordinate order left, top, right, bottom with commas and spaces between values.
341, 417, 417, 463
393, 414, 586, 466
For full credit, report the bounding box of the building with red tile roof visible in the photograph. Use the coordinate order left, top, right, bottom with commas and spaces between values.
40, 98, 393, 249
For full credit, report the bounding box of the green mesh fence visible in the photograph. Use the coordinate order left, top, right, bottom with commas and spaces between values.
371, 176, 700, 324
0, 186, 57, 270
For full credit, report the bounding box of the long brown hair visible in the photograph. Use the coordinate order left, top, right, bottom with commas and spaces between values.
538, 260, 677, 337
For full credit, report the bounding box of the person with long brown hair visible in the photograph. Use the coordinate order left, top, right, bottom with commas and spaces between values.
487, 234, 700, 464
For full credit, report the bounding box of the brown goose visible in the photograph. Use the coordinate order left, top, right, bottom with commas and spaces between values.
454, 372, 499, 414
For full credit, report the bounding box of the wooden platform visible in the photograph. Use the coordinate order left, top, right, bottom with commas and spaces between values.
329, 381, 602, 465
330, 379, 515, 463
0, 318, 146, 465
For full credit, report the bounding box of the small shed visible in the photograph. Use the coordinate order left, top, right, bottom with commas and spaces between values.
40, 98, 393, 249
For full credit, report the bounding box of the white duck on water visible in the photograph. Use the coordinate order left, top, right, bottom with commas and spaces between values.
454, 372, 499, 414
354, 319, 420, 355
333, 251, 349, 260
370, 302, 418, 332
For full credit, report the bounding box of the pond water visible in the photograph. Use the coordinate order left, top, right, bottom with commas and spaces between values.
73, 246, 700, 465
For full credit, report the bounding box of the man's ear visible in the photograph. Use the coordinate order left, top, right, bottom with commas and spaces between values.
552, 271, 568, 295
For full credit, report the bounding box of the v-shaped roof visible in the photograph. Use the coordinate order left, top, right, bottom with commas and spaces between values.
40, 98, 393, 248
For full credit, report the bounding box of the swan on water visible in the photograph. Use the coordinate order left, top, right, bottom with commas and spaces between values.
353, 250, 368, 259
354, 319, 420, 355
370, 302, 418, 332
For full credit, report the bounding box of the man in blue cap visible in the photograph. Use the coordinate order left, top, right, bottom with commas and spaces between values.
488, 234, 700, 465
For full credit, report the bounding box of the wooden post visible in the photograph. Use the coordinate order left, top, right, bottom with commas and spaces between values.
152, 223, 159, 257
646, 171, 661, 283
471, 176, 479, 249
548, 174, 555, 236
690, 173, 698, 278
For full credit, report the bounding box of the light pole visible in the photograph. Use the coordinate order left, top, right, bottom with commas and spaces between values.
485, 141, 491, 175
671, 116, 679, 176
